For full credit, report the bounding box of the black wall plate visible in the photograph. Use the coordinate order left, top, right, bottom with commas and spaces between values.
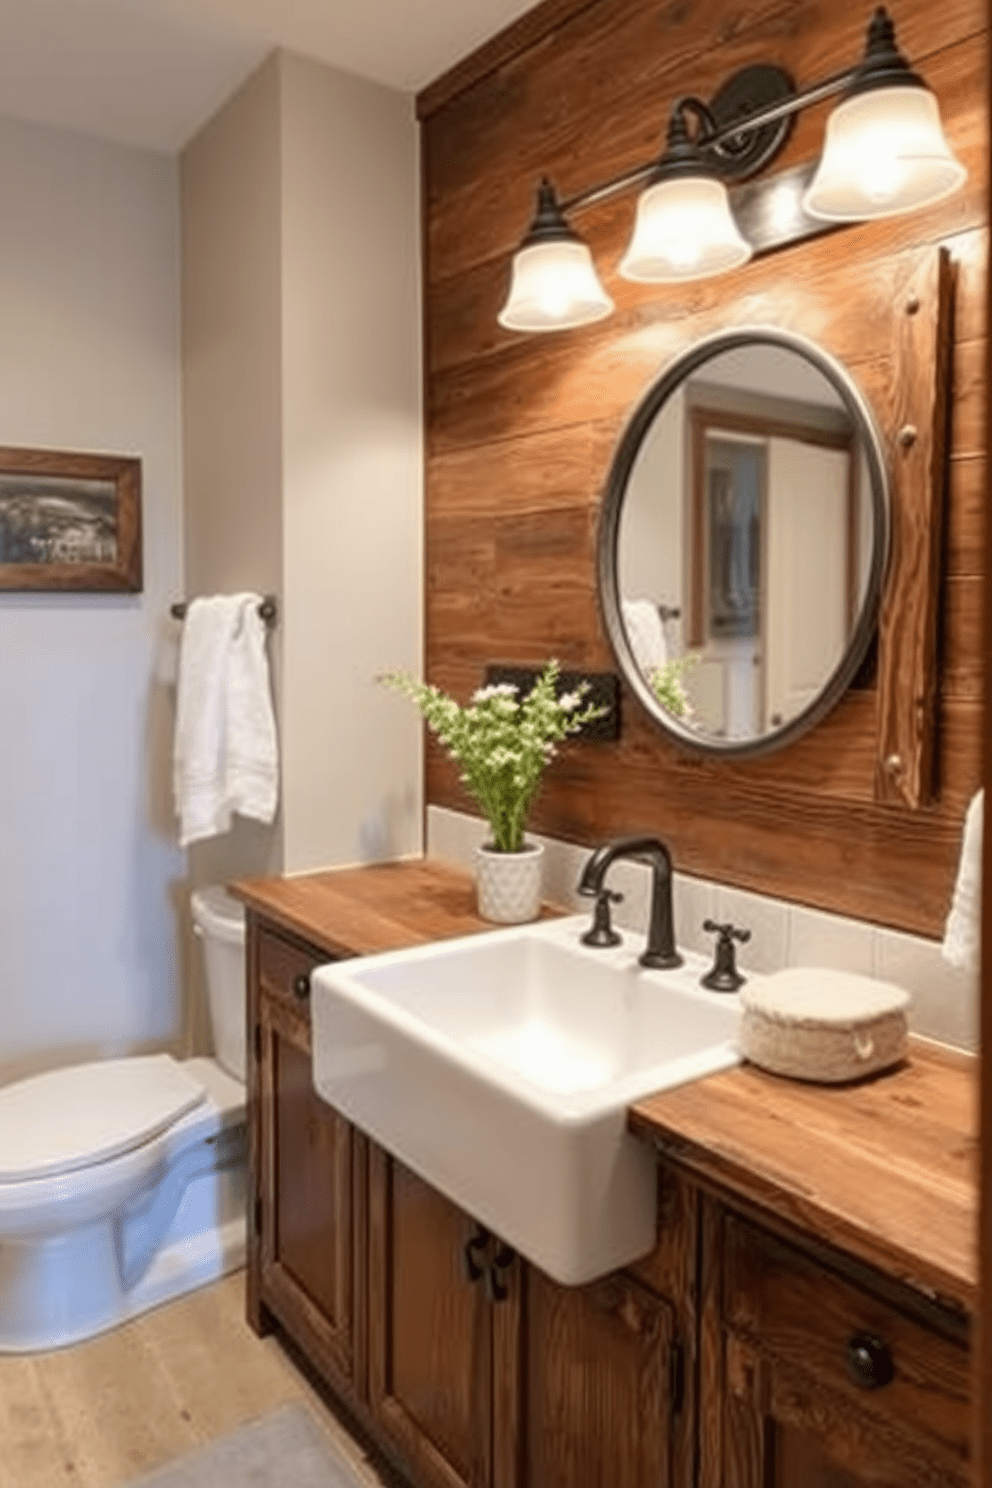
483, 665, 621, 742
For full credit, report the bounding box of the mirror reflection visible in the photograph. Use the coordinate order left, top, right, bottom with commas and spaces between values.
608, 332, 887, 754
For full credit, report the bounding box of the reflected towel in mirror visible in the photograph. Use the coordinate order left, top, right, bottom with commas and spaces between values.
621, 599, 669, 674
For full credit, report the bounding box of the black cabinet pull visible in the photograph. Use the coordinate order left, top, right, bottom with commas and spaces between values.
484, 1243, 517, 1303
845, 1332, 894, 1390
292, 972, 311, 1001
462, 1225, 491, 1284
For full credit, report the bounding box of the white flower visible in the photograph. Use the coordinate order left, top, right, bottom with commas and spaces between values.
380, 660, 605, 853
472, 683, 519, 703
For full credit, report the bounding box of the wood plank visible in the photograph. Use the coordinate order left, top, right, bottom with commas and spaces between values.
428, 217, 986, 383
951, 334, 987, 456
425, 751, 965, 939
0, 1274, 387, 1488
233, 860, 560, 958
629, 1041, 978, 1311
875, 247, 955, 806
417, 0, 605, 119
947, 455, 986, 577
943, 574, 985, 701
427, 420, 616, 516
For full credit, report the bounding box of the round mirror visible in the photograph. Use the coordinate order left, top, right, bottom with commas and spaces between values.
598, 328, 890, 757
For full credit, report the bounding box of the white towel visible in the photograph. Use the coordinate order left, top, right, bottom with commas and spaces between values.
622, 598, 669, 674
942, 789, 983, 973
173, 594, 278, 847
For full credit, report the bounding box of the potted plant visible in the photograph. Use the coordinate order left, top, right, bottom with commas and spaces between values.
381, 660, 605, 922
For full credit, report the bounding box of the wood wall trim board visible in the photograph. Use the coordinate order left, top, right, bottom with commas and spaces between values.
875, 247, 955, 807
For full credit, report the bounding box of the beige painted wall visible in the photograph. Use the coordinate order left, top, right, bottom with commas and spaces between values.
279, 52, 423, 872
0, 116, 185, 1082
180, 54, 286, 896
179, 48, 423, 981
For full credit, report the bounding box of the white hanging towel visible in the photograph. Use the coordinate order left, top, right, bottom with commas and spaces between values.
942, 788, 983, 973
621, 598, 669, 674
173, 594, 278, 847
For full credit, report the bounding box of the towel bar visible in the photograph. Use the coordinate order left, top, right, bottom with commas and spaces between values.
170, 595, 278, 627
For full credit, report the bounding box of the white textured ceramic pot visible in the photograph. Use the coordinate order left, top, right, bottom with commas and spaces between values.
473, 840, 545, 924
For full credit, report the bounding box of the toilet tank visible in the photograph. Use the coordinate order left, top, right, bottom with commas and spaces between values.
190, 887, 246, 1082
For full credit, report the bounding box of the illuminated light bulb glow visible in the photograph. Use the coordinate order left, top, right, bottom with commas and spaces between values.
804, 86, 966, 220
619, 176, 752, 283
498, 239, 613, 332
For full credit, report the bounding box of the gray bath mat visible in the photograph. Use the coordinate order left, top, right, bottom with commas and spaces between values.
126, 1404, 367, 1488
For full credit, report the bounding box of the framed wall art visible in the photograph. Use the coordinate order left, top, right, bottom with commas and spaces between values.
0, 446, 142, 592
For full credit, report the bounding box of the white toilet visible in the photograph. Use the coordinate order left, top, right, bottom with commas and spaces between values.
0, 885, 248, 1352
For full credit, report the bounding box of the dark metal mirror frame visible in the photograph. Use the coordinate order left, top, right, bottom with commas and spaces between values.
598, 326, 891, 759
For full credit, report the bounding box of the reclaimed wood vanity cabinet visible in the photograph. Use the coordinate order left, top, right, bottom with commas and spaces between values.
246, 915, 363, 1403
367, 1142, 688, 1488
702, 1208, 970, 1488
236, 865, 974, 1488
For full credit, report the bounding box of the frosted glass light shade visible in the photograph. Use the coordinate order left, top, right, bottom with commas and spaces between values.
803, 86, 966, 220
498, 239, 613, 332
619, 176, 752, 282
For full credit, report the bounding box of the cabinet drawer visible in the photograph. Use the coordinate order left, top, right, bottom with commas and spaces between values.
723, 1215, 970, 1463
257, 925, 336, 1026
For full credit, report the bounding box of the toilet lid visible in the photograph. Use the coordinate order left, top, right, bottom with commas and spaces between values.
0, 1055, 207, 1182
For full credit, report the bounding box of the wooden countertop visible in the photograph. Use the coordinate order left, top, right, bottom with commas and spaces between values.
630, 1040, 978, 1313
232, 860, 978, 1314
230, 858, 539, 960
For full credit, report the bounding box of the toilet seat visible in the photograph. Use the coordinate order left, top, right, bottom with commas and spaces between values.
0, 1055, 207, 1183
0, 1054, 247, 1352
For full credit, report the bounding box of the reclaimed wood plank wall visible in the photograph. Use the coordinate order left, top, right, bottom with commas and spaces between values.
417, 0, 987, 938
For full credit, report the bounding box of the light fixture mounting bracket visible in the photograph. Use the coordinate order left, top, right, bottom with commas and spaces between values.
707, 64, 796, 180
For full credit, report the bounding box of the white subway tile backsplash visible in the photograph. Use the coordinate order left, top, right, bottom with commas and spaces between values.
673, 875, 716, 958
875, 927, 979, 1053
788, 904, 875, 977
713, 884, 789, 975
425, 806, 978, 1053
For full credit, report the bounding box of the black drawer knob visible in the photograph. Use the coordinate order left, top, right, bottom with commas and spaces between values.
845, 1332, 894, 1390
292, 972, 311, 1001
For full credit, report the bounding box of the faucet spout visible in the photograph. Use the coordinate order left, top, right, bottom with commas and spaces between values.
578, 835, 682, 970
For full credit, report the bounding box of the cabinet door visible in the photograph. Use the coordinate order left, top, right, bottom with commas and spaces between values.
252, 923, 359, 1398
510, 1267, 677, 1488
368, 1144, 493, 1488
703, 1209, 971, 1488
719, 1333, 969, 1488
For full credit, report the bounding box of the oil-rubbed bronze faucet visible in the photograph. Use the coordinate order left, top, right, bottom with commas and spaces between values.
577, 835, 683, 970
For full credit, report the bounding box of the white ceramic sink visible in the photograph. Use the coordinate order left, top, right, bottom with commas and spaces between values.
311, 916, 741, 1286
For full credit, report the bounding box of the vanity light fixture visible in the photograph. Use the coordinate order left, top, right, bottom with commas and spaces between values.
497, 178, 614, 332
618, 100, 753, 282
802, 9, 967, 219
498, 6, 965, 332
